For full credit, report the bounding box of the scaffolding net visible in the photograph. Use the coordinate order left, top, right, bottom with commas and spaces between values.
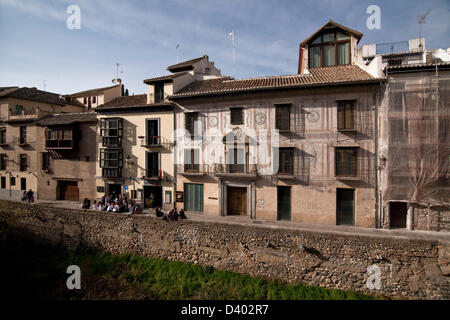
386, 72, 450, 205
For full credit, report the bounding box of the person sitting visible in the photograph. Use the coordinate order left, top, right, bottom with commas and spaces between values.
99, 202, 106, 211
112, 202, 120, 213
173, 209, 179, 221
163, 211, 170, 222
106, 202, 114, 212
179, 209, 187, 220
155, 207, 164, 218
81, 198, 90, 210
91, 200, 97, 210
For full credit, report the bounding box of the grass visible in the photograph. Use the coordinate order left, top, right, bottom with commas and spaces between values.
1, 240, 376, 300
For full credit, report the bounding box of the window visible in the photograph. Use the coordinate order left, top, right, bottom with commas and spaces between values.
0, 154, 6, 170
42, 152, 50, 171
102, 168, 122, 178
0, 128, 6, 145
184, 149, 199, 172
185, 112, 199, 137
309, 31, 350, 68
63, 129, 72, 140
19, 126, 27, 144
276, 104, 291, 131
100, 149, 123, 169
146, 119, 160, 145
335, 147, 357, 177
146, 152, 160, 178
337, 100, 355, 131
20, 178, 26, 191
13, 105, 24, 116
230, 108, 244, 125
155, 83, 164, 103
83, 97, 87, 104
10, 177, 15, 186
278, 148, 294, 175
227, 147, 245, 173
48, 129, 58, 140
19, 154, 28, 171
100, 118, 123, 147
1, 177, 5, 189
93, 96, 96, 103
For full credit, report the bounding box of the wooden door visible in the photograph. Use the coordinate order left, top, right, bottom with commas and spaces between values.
336, 188, 355, 226
60, 181, 79, 201
277, 186, 291, 221
227, 187, 247, 216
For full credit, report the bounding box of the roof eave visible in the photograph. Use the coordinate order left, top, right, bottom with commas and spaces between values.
170, 79, 384, 100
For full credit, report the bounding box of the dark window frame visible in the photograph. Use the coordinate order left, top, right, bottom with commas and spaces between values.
0, 128, 6, 145
154, 83, 164, 103
19, 154, 28, 172
0, 154, 7, 171
278, 148, 294, 175
230, 107, 244, 125
184, 149, 200, 172
100, 118, 123, 147
42, 152, 50, 171
335, 147, 358, 177
308, 31, 351, 68
275, 104, 291, 132
19, 126, 27, 144
99, 148, 123, 169
146, 151, 160, 178
185, 112, 199, 137
337, 100, 355, 131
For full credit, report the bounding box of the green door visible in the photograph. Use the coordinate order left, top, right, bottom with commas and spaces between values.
336, 188, 355, 226
277, 186, 291, 221
184, 183, 204, 212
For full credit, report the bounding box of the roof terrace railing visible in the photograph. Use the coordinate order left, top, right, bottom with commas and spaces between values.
376, 41, 409, 55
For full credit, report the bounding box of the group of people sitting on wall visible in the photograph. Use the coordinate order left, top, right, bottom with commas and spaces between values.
155, 207, 187, 221
82, 194, 142, 214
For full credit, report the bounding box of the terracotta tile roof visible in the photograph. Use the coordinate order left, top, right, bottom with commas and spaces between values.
96, 94, 147, 109
0, 87, 68, 105
171, 65, 380, 99
300, 19, 363, 47
167, 56, 206, 72
96, 94, 172, 111
143, 72, 190, 84
68, 84, 120, 97
37, 112, 97, 126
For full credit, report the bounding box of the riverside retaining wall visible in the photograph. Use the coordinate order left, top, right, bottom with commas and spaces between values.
0, 200, 449, 299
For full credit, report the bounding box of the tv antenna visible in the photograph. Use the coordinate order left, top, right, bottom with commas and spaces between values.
229, 31, 236, 77
176, 44, 180, 63
42, 80, 46, 91
418, 9, 431, 51
115, 62, 120, 79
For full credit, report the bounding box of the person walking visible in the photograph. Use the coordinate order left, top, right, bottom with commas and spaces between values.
26, 189, 34, 203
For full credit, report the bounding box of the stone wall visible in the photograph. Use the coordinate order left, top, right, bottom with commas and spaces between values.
0, 200, 449, 300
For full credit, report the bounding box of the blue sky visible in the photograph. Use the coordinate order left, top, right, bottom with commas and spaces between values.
0, 0, 449, 95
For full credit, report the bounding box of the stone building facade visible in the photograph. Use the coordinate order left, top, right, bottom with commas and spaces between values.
170, 21, 383, 228
0, 87, 85, 201
36, 112, 98, 202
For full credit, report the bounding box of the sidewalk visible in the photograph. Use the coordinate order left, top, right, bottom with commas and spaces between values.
33, 199, 450, 243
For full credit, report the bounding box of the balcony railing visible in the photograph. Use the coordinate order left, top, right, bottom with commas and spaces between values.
143, 169, 163, 180
46, 139, 74, 149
